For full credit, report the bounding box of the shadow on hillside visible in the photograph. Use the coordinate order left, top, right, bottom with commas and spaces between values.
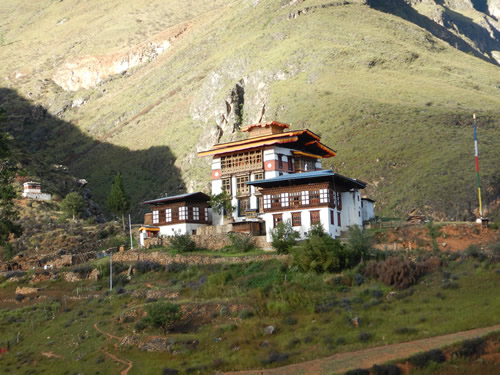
367, 0, 499, 65
0, 87, 186, 221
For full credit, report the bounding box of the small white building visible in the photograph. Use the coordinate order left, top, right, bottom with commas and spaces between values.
22, 181, 52, 201
361, 198, 376, 223
247, 169, 366, 242
141, 192, 211, 241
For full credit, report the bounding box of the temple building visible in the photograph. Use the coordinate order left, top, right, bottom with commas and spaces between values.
197, 121, 372, 240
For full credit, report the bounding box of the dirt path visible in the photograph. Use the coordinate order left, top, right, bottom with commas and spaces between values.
94, 322, 133, 375
224, 324, 500, 375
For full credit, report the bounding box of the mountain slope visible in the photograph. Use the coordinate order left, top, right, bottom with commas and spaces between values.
0, 0, 499, 220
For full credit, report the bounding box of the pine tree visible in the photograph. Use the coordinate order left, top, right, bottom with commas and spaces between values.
107, 172, 130, 231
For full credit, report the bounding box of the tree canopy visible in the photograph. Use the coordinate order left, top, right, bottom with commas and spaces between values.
144, 301, 182, 335
61, 192, 84, 221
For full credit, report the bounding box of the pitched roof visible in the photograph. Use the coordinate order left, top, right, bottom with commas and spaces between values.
197, 129, 336, 158
246, 169, 367, 190
241, 121, 290, 132
142, 192, 210, 205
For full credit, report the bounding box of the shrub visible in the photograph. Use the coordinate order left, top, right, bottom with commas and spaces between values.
143, 302, 182, 335
263, 351, 289, 364
134, 320, 147, 331
165, 262, 187, 273
291, 225, 351, 273
347, 225, 373, 263
408, 349, 445, 368
283, 316, 297, 325
71, 265, 93, 276
393, 327, 417, 335
442, 281, 459, 289
228, 232, 255, 253
336, 337, 346, 345
359, 332, 372, 342
271, 221, 300, 254
239, 309, 254, 319
453, 337, 485, 358
345, 369, 370, 375
363, 257, 425, 289
15, 294, 25, 301
168, 232, 197, 253
162, 368, 179, 375
135, 261, 162, 274
371, 364, 401, 375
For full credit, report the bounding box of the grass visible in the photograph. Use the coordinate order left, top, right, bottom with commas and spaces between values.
0, 250, 498, 374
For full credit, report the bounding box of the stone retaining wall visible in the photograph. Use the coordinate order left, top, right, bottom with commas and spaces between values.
112, 250, 286, 265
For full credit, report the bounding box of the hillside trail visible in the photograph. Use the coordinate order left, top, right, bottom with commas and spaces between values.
224, 324, 500, 375
93, 322, 133, 375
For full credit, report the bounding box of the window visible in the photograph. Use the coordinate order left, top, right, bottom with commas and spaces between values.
336, 192, 343, 211
273, 214, 283, 228
320, 189, 329, 204
337, 212, 341, 227
310, 210, 320, 225
236, 175, 250, 195
204, 208, 209, 221
152, 210, 159, 224
290, 191, 301, 207
358, 211, 361, 217
165, 208, 172, 222
222, 178, 231, 194
301, 190, 309, 205
193, 207, 200, 221
254, 172, 264, 181
310, 190, 320, 205
292, 212, 301, 227
179, 206, 188, 220
238, 198, 249, 216
220, 150, 262, 173
271, 194, 281, 208
278, 154, 283, 169
263, 195, 271, 209
281, 192, 289, 207
330, 210, 335, 225
288, 156, 293, 171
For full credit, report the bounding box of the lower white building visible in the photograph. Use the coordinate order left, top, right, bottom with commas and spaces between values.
141, 192, 211, 239
247, 169, 366, 242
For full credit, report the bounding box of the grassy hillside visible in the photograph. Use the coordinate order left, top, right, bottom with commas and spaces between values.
0, 0, 499, 220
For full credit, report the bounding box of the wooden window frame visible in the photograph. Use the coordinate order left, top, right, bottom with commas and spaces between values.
330, 210, 335, 225
310, 210, 321, 225
292, 212, 301, 227
278, 154, 283, 169
236, 174, 250, 195
165, 208, 172, 222
193, 207, 200, 221
152, 210, 159, 224
179, 206, 188, 220
337, 212, 341, 227
220, 150, 263, 174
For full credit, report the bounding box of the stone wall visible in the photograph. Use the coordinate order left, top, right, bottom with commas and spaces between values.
112, 250, 286, 266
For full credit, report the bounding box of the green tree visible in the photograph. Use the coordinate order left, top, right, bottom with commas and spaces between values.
271, 220, 300, 254
143, 301, 182, 335
346, 225, 373, 264
0, 128, 22, 259
209, 192, 234, 217
107, 172, 130, 231
61, 192, 84, 221
426, 220, 442, 252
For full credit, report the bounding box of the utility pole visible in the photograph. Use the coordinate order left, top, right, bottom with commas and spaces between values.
129, 213, 134, 250
109, 250, 113, 291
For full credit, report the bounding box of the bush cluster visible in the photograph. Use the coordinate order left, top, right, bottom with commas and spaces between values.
168, 232, 197, 253
453, 337, 485, 358
408, 349, 445, 368
228, 232, 255, 253
363, 257, 426, 289
135, 261, 163, 274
